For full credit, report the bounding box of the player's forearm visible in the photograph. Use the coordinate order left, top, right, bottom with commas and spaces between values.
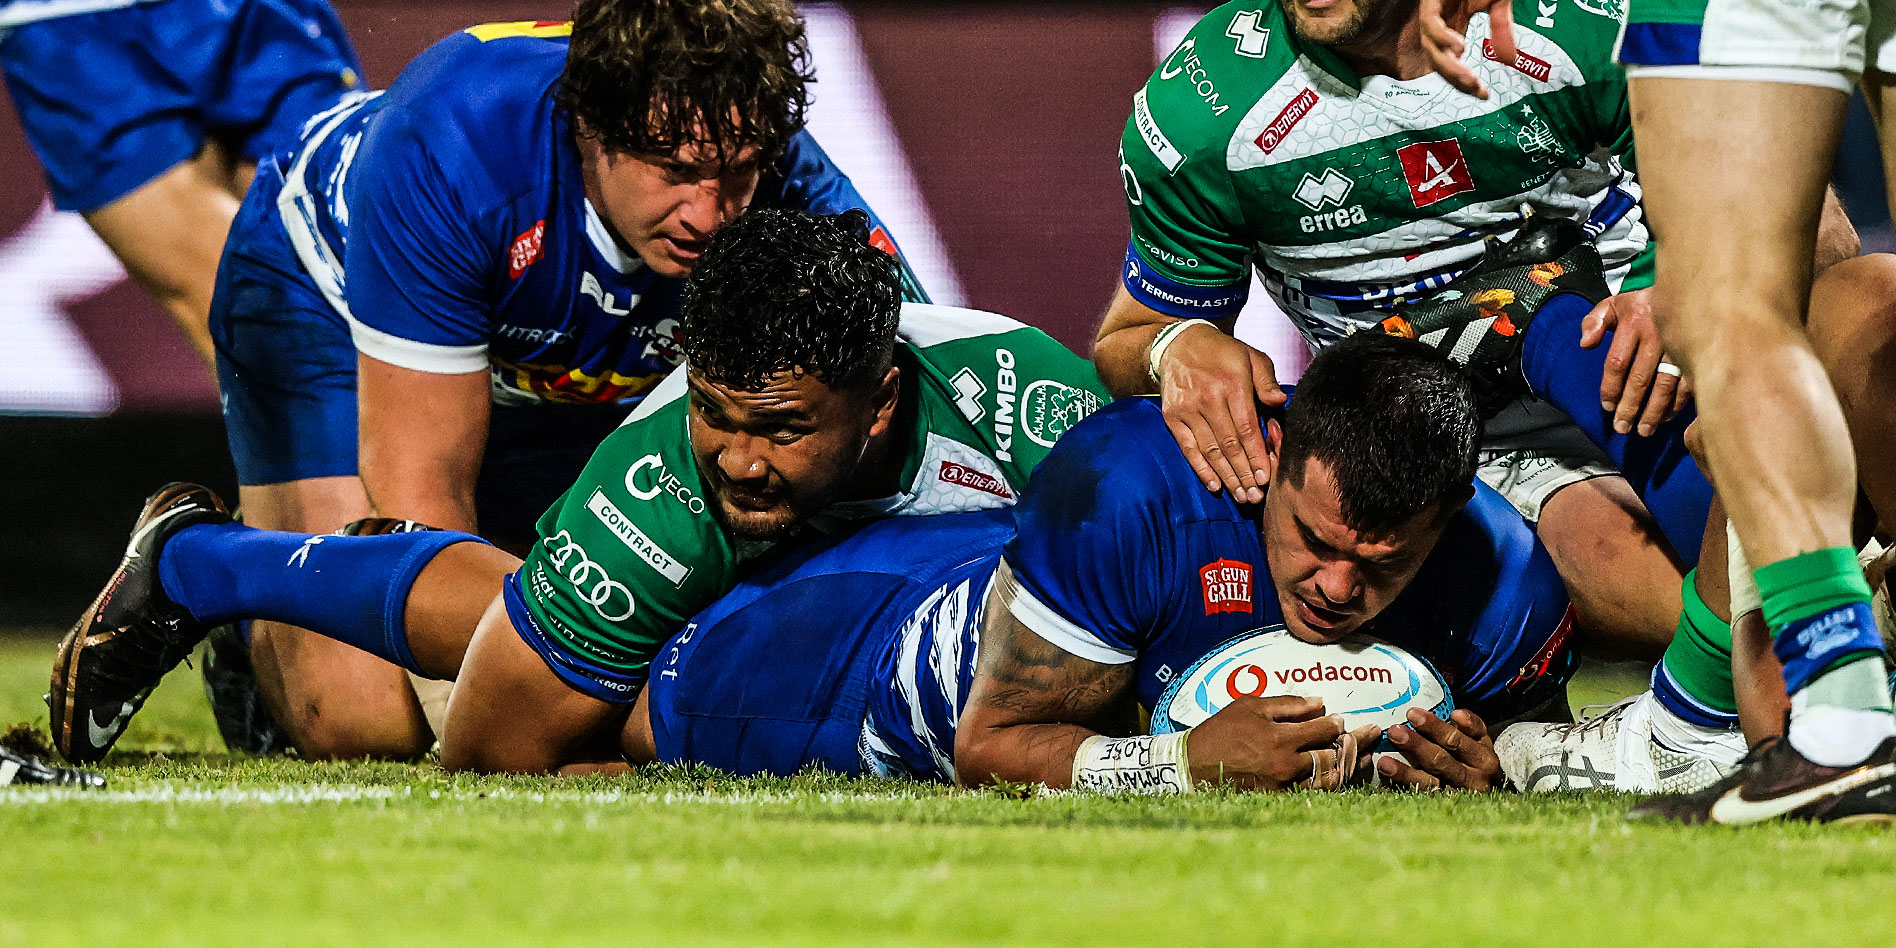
952, 721, 1098, 789
356, 354, 491, 534
1093, 286, 1174, 397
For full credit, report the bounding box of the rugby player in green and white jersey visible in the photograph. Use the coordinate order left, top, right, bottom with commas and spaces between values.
1094, 0, 1864, 788
1103, 0, 1693, 653
50, 209, 1109, 774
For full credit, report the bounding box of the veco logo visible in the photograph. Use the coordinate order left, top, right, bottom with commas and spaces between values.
1397, 139, 1476, 207
1132, 88, 1184, 173
586, 489, 691, 586
1200, 558, 1254, 615
624, 454, 706, 514
1256, 88, 1318, 154
509, 220, 545, 279
1158, 37, 1231, 116
1292, 168, 1353, 210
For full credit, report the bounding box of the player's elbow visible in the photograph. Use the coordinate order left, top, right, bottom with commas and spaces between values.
951, 710, 1013, 788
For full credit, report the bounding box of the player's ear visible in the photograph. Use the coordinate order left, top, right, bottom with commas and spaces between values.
1262, 415, 1284, 483
864, 365, 901, 439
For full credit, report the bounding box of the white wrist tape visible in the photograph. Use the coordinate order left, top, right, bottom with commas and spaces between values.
1727, 521, 1762, 619
1071, 731, 1194, 794
1147, 319, 1215, 386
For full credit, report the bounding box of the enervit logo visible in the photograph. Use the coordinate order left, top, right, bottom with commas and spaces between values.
1256, 88, 1318, 154
508, 220, 545, 278
624, 454, 706, 514
542, 530, 634, 622
938, 460, 1012, 499
1481, 40, 1552, 81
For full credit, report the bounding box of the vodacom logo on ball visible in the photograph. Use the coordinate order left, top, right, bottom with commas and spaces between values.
1224, 663, 1271, 700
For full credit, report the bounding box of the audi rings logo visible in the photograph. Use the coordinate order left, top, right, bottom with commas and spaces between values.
543, 530, 635, 622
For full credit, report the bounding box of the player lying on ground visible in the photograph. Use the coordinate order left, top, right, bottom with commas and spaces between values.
1098, 0, 1857, 676
202, 0, 932, 760
0, 0, 361, 365
50, 209, 1108, 772
622, 334, 1572, 792
1375, 219, 1896, 797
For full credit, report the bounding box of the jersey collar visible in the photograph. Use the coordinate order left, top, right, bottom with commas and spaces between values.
582, 199, 645, 275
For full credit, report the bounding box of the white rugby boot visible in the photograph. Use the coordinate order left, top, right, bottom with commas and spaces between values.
1495, 691, 1745, 794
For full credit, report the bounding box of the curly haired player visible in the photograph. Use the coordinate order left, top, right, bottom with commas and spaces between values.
189, 0, 930, 761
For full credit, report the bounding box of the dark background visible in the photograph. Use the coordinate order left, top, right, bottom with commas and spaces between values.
2, 1, 1890, 623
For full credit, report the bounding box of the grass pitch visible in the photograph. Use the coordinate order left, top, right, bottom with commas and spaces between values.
3, 633, 1894, 946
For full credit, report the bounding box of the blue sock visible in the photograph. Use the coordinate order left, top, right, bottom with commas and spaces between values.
156, 522, 483, 674
1519, 295, 1713, 562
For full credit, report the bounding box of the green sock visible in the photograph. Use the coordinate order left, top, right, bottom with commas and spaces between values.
1652, 571, 1738, 726
1756, 546, 1888, 708
1755, 546, 1872, 630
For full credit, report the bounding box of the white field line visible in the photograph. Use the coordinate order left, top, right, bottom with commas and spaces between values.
0, 783, 948, 806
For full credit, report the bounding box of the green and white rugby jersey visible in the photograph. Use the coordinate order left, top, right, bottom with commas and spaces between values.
1120, 0, 1651, 346
510, 303, 1108, 698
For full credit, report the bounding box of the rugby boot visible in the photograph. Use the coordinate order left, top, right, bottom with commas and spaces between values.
0, 745, 106, 789
1377, 214, 1612, 416
199, 516, 438, 755
1496, 692, 1740, 794
1627, 731, 1896, 825
49, 483, 230, 763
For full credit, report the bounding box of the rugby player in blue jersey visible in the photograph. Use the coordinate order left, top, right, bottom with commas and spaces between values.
203, 0, 926, 760
625, 333, 1569, 792
0, 0, 361, 364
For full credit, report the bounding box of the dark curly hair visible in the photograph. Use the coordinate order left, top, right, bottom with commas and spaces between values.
558, 0, 813, 164
681, 209, 902, 392
1279, 334, 1481, 533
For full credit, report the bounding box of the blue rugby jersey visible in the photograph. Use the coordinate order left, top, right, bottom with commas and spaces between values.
858, 398, 1575, 782
275, 20, 921, 407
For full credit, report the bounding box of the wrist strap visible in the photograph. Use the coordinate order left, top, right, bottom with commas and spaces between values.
1147, 319, 1215, 387
1071, 731, 1194, 794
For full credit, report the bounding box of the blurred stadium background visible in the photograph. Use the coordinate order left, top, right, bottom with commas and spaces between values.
3, 1, 1891, 624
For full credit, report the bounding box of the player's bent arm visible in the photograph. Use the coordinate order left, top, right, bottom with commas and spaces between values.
357, 352, 491, 535
954, 580, 1139, 790
955, 578, 1363, 792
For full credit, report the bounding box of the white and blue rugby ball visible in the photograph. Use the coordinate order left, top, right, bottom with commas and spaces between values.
1151, 625, 1452, 751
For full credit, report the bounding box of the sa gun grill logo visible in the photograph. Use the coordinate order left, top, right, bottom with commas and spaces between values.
1200, 558, 1254, 615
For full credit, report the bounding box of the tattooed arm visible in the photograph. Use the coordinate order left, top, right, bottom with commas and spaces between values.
954, 568, 1365, 790
953, 577, 1139, 789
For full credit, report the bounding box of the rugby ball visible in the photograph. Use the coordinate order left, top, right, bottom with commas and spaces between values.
1151, 626, 1452, 751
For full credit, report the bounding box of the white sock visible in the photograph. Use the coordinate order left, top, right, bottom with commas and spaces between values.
1787, 689, 1896, 767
